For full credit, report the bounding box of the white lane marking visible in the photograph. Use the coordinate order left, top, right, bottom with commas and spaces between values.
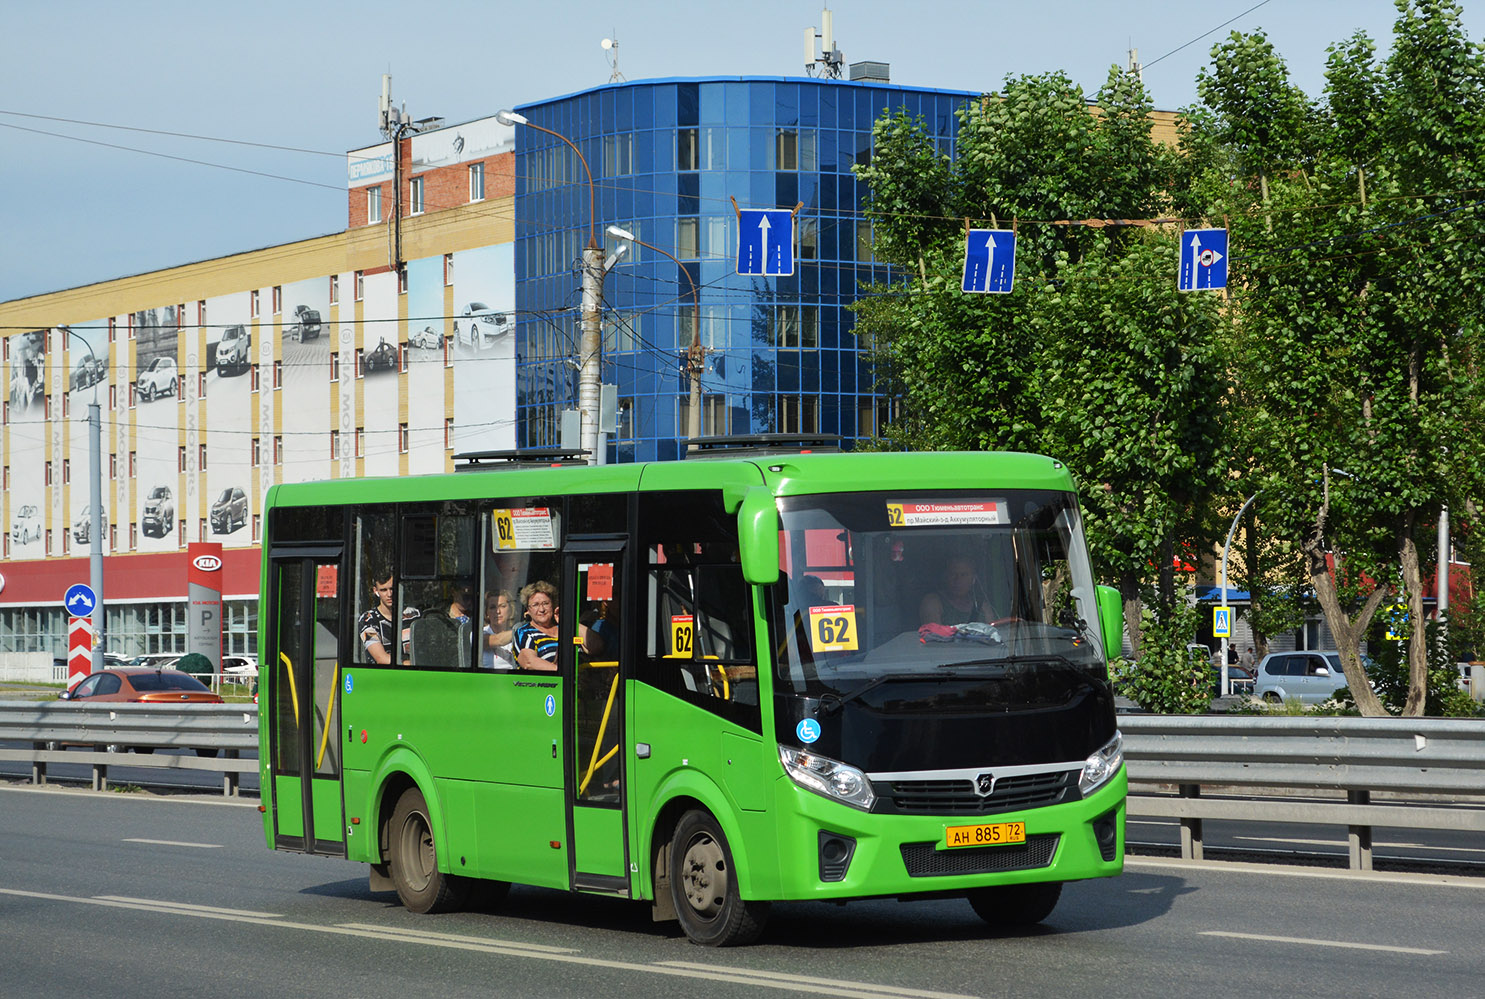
337, 922, 576, 954
94, 895, 280, 918
122, 838, 222, 849
658, 961, 979, 999
0, 888, 963, 999
1126, 855, 1485, 889
1199, 931, 1446, 956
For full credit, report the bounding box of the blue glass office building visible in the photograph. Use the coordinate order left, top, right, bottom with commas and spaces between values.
512, 77, 973, 461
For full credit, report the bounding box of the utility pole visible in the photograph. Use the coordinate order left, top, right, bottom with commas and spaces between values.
65, 326, 106, 672
579, 243, 604, 461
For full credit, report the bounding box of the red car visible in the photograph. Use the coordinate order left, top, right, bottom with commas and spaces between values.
61, 668, 224, 705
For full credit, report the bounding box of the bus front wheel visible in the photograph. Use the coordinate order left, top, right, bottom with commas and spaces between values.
967, 881, 1062, 926
669, 809, 768, 946
388, 787, 469, 914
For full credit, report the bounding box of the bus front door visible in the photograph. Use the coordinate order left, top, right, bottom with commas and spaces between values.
565, 544, 629, 894
268, 555, 346, 857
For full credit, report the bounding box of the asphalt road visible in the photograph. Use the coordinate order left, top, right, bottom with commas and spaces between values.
3, 785, 1483, 999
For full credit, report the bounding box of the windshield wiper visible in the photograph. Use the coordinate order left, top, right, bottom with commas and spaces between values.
818, 672, 957, 714
936, 653, 1082, 672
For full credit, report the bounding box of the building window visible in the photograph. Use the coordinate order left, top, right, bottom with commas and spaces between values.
62, 531, 69, 556
252, 514, 262, 542
47, 530, 53, 556
775, 129, 817, 171
856, 220, 875, 263
677, 217, 699, 260
399, 343, 409, 372
409, 176, 424, 215
469, 162, 484, 202
198, 372, 207, 397
250, 364, 261, 392
331, 430, 341, 460
110, 524, 117, 550
109, 454, 117, 479
603, 133, 634, 176
771, 305, 817, 349
250, 290, 260, 318
398, 266, 408, 295
197, 300, 207, 326
62, 458, 71, 484
444, 417, 454, 449
399, 422, 409, 453
45, 461, 52, 486
130, 524, 138, 550
368, 187, 382, 224
329, 274, 339, 305
200, 444, 208, 471
799, 217, 819, 260
178, 518, 186, 539
273, 436, 283, 464
778, 395, 820, 433
199, 518, 208, 542
129, 451, 136, 476
330, 353, 340, 382
251, 438, 260, 467
109, 384, 116, 410
273, 360, 283, 389
178, 446, 187, 473
443, 253, 454, 286
62, 393, 70, 418
272, 286, 282, 314
355, 270, 364, 301
355, 427, 364, 457
109, 317, 117, 343
355, 347, 365, 377
128, 313, 135, 339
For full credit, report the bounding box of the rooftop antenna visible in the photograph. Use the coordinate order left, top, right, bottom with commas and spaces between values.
601, 36, 626, 83
804, 5, 844, 78
1128, 43, 1143, 84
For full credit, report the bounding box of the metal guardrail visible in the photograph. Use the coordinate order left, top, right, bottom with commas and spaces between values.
1122, 715, 1485, 870
0, 701, 259, 796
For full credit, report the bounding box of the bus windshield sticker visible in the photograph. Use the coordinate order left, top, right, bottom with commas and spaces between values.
492, 507, 556, 550
669, 615, 694, 657
808, 605, 859, 652
587, 563, 614, 600
885, 500, 1006, 527
796, 718, 821, 743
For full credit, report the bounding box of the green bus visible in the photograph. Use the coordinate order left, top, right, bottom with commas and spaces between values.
259, 439, 1126, 946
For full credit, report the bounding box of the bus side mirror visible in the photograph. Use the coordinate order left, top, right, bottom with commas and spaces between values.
1095, 585, 1123, 661
737, 487, 780, 585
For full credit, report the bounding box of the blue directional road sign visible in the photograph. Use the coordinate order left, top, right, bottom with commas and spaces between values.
64, 583, 97, 618
1179, 227, 1228, 291
737, 209, 795, 276
962, 229, 1016, 294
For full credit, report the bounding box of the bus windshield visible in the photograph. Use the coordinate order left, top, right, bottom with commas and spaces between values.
769, 489, 1106, 701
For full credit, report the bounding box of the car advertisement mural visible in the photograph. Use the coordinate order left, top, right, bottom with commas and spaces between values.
279, 277, 330, 484
8, 331, 47, 555
205, 293, 252, 544
133, 306, 179, 553
452, 243, 516, 456
360, 271, 401, 478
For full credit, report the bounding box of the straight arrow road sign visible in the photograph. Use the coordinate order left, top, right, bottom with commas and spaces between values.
737, 209, 795, 276
962, 229, 1016, 294
1179, 227, 1228, 291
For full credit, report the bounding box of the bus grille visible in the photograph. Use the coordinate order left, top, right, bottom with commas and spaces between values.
877, 771, 1074, 816
900, 835, 1059, 877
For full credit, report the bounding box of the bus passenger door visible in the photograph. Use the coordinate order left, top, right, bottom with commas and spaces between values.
268, 554, 346, 857
564, 543, 629, 893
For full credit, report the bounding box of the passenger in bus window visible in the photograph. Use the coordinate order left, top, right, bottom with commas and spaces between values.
482, 590, 517, 669
358, 570, 396, 665
919, 556, 994, 626
513, 581, 561, 671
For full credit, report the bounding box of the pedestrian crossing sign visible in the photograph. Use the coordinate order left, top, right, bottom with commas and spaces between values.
1213, 607, 1232, 638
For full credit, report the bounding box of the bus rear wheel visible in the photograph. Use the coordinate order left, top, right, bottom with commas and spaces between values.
967, 881, 1062, 926
388, 787, 469, 914
669, 809, 768, 946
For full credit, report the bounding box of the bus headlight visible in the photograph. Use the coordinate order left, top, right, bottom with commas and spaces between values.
1079, 731, 1124, 796
779, 746, 876, 811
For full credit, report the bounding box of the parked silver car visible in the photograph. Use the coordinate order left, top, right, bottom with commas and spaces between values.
1253, 650, 1355, 704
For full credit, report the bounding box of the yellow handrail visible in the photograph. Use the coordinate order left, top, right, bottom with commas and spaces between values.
315, 662, 340, 771
579, 670, 620, 795
280, 652, 299, 726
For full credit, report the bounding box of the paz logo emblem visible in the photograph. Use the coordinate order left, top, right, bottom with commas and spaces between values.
975, 773, 995, 796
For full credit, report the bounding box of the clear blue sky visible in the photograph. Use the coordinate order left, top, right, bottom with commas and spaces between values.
3, 0, 1478, 303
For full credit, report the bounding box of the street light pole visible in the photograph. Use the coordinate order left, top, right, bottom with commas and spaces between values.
1219, 490, 1260, 697
64, 327, 105, 673
604, 226, 703, 440
497, 109, 603, 463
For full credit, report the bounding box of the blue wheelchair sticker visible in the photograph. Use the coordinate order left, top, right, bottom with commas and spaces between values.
796, 718, 821, 744
344, 674, 353, 693
544, 694, 556, 717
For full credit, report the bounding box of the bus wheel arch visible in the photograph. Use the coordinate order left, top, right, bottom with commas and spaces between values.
668, 807, 769, 946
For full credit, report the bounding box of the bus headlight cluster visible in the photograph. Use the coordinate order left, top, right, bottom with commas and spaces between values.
779, 746, 876, 811
1078, 731, 1124, 796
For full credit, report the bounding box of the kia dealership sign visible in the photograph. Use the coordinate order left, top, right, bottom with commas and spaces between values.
193, 554, 223, 572
187, 542, 224, 673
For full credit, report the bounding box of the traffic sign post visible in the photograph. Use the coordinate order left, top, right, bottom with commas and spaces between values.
1213, 606, 1232, 638
736, 209, 795, 276
961, 229, 1016, 294
1178, 227, 1228, 291
64, 583, 97, 618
